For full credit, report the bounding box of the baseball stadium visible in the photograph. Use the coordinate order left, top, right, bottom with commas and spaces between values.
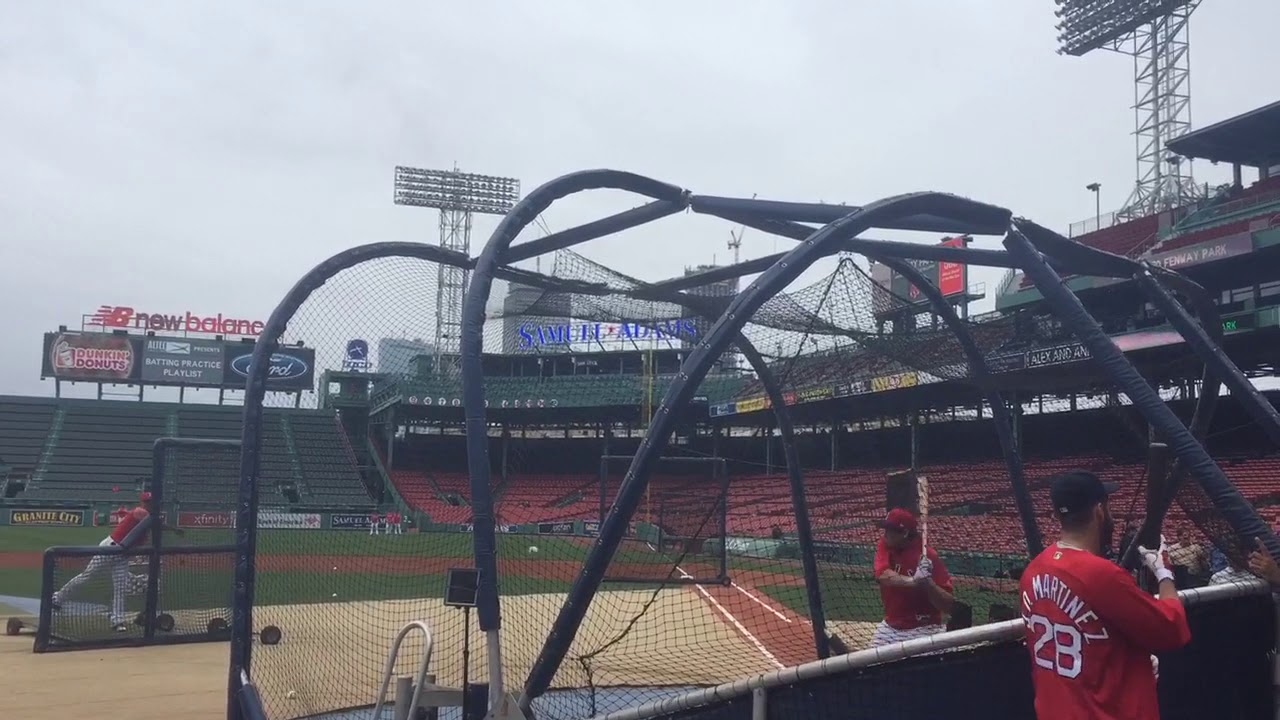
5, 6, 1280, 720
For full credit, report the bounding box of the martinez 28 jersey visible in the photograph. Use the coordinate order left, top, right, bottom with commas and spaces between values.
1019, 544, 1190, 720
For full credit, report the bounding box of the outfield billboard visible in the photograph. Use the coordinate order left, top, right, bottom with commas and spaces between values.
42, 332, 144, 383
42, 332, 315, 392
141, 337, 225, 385
330, 512, 372, 530
887, 235, 970, 303
222, 341, 315, 392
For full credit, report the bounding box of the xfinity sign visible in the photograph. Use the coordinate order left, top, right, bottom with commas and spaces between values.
516, 320, 698, 349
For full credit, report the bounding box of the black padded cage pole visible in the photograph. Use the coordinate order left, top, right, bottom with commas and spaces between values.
228, 241, 475, 720
1118, 267, 1224, 570
519, 192, 1015, 710
872, 255, 1043, 557
629, 282, 832, 659
460, 170, 691, 714
1136, 265, 1280, 447
1004, 225, 1280, 560
1009, 221, 1237, 570
737, 339, 830, 658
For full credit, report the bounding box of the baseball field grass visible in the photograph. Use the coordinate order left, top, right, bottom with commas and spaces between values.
0, 525, 1019, 625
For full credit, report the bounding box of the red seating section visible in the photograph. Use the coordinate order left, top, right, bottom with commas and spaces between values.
1075, 215, 1161, 257
1153, 178, 1280, 253
390, 455, 1280, 556
1155, 218, 1255, 253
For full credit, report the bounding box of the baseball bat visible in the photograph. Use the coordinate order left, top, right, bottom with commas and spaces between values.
917, 474, 929, 552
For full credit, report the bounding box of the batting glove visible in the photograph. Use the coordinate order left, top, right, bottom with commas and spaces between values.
1150, 654, 1160, 681
1138, 536, 1175, 584
913, 557, 933, 580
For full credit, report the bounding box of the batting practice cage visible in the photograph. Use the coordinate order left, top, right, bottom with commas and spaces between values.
35, 437, 239, 652
227, 171, 1280, 720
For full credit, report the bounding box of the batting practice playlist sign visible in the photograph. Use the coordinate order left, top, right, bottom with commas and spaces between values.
141, 338, 224, 385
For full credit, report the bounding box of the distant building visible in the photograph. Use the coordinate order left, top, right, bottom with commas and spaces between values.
377, 337, 434, 376
682, 264, 738, 349
502, 283, 571, 354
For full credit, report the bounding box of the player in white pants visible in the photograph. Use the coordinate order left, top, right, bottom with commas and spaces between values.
51, 492, 180, 631
53, 535, 132, 629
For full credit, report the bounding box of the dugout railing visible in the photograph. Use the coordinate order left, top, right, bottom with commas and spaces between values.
586, 579, 1277, 720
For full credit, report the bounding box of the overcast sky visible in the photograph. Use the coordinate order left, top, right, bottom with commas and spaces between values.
2, 1, 1277, 398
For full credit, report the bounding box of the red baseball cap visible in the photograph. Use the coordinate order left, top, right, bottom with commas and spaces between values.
882, 508, 917, 534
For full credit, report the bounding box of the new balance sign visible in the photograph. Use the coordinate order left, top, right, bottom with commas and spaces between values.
259, 512, 321, 529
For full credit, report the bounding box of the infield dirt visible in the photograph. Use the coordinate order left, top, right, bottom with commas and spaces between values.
0, 634, 226, 720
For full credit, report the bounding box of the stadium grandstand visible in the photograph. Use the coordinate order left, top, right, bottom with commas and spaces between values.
6, 92, 1279, 547
4, 94, 1279, 720
0, 396, 373, 512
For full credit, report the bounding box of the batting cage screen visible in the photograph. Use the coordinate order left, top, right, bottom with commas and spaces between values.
595, 581, 1275, 720
35, 544, 236, 652
232, 173, 1280, 720
599, 455, 728, 585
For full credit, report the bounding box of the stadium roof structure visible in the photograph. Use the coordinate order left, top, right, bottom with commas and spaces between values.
1167, 98, 1280, 168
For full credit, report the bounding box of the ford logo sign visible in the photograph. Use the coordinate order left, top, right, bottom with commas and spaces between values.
229, 353, 309, 382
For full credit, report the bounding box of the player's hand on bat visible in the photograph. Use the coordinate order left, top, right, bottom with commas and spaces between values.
913, 557, 933, 581
1137, 535, 1175, 584
1150, 654, 1159, 681
1247, 538, 1280, 585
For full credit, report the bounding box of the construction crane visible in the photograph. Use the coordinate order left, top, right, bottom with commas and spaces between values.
727, 193, 756, 264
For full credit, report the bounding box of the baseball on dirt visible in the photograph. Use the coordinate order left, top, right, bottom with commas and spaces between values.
528, 545, 539, 554
287, 691, 298, 700
331, 593, 338, 598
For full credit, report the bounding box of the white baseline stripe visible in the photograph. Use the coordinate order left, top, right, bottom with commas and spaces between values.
646, 543, 785, 667
677, 566, 784, 669
729, 582, 791, 623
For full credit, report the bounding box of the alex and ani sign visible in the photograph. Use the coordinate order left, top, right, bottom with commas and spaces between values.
516, 320, 698, 349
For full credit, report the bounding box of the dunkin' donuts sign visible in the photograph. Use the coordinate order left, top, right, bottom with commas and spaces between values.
44, 333, 141, 382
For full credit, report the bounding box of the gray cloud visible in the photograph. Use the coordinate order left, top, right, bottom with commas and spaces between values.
2, 0, 1277, 396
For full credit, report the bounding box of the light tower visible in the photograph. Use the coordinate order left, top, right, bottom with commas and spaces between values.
1054, 0, 1205, 219
393, 165, 520, 373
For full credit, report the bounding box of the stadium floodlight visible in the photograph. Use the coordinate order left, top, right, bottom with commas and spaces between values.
393, 166, 520, 215
394, 165, 522, 371
1054, 0, 1196, 56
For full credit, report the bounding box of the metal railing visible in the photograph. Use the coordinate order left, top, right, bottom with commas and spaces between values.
371, 620, 436, 720
1067, 211, 1120, 238
588, 578, 1272, 720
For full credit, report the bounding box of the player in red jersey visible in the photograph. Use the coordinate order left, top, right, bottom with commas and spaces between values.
871, 508, 954, 646
1020, 470, 1191, 720
50, 491, 183, 631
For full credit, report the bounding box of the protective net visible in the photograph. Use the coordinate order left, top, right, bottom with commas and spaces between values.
624, 585, 1275, 720
244, 256, 464, 719
40, 546, 234, 651
237, 238, 1277, 720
